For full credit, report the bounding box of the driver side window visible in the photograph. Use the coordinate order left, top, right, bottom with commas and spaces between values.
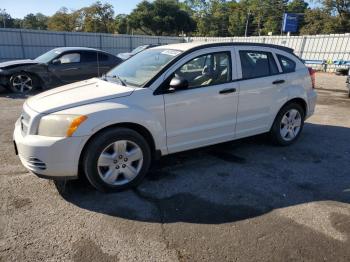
58, 53, 81, 64
175, 52, 231, 88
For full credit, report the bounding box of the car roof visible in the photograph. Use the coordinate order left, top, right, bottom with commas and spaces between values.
52, 47, 103, 53
151, 41, 294, 54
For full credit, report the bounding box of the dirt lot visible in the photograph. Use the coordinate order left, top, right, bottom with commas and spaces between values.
0, 73, 350, 262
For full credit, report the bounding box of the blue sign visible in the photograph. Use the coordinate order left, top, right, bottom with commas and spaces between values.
282, 13, 299, 33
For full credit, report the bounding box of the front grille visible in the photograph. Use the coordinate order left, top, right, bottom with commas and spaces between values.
27, 157, 46, 170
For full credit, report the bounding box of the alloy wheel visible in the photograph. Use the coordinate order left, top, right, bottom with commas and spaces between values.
279, 109, 302, 141
12, 74, 33, 93
97, 140, 143, 186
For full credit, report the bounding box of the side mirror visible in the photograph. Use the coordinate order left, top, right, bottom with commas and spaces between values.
168, 76, 188, 92
52, 59, 61, 65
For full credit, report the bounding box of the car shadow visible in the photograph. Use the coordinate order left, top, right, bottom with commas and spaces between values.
56, 123, 350, 224
0, 86, 40, 99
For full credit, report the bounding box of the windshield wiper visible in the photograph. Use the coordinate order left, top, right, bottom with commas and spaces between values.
104, 74, 126, 86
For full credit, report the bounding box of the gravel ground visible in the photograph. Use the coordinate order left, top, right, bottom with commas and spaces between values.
0, 73, 350, 262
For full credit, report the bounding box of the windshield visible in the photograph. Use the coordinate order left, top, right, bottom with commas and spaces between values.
35, 49, 62, 63
131, 45, 148, 54
106, 49, 182, 87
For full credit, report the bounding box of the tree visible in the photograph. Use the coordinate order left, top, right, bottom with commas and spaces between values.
228, 1, 248, 36
48, 7, 81, 31
128, 0, 196, 35
115, 14, 129, 34
80, 1, 116, 33
300, 8, 339, 34
287, 0, 308, 13
321, 0, 350, 32
22, 13, 48, 30
0, 9, 17, 28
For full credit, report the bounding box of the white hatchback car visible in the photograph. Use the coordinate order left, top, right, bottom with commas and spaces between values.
13, 42, 317, 191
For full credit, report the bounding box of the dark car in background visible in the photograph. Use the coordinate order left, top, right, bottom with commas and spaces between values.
117, 44, 161, 60
0, 47, 122, 94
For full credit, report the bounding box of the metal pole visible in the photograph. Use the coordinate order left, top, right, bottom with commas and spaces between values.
19, 30, 25, 59
245, 10, 250, 37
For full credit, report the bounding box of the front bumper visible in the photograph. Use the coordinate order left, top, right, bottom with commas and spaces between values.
13, 119, 89, 179
0, 71, 9, 87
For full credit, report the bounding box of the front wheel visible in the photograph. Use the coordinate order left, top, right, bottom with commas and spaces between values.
270, 103, 305, 146
9, 72, 37, 94
82, 128, 151, 192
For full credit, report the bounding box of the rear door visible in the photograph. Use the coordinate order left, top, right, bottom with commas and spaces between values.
98, 52, 119, 75
234, 46, 287, 138
80, 51, 99, 79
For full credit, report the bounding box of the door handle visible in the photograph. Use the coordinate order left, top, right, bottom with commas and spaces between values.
62, 67, 80, 71
219, 88, 236, 94
272, 80, 285, 85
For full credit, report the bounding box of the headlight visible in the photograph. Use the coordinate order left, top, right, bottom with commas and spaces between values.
37, 114, 87, 137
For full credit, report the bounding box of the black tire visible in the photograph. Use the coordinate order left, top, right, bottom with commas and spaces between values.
270, 102, 305, 146
82, 128, 151, 192
9, 72, 38, 94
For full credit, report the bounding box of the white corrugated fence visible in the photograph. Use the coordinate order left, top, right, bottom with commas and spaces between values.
1, 28, 350, 71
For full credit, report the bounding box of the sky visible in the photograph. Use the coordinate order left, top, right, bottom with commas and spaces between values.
0, 0, 145, 18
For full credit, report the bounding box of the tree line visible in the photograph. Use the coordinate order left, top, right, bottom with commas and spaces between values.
0, 0, 349, 36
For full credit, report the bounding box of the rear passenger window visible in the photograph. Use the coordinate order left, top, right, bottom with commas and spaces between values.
99, 53, 109, 61
81, 51, 98, 63
277, 55, 296, 73
239, 51, 278, 79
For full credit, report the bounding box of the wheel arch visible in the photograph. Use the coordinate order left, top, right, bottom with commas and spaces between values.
78, 122, 159, 177
270, 97, 307, 130
24, 71, 44, 89
284, 97, 307, 116
10, 70, 44, 90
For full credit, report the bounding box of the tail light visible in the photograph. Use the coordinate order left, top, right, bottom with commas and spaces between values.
308, 67, 315, 89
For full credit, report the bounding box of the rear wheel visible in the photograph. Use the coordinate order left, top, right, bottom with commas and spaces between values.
9, 72, 37, 94
82, 128, 151, 192
270, 103, 305, 146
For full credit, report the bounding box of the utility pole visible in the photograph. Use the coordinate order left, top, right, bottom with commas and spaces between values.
245, 10, 251, 37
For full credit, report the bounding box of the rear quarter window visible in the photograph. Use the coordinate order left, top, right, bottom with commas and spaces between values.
277, 54, 296, 73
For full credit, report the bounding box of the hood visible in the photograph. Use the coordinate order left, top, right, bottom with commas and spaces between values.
117, 53, 133, 60
26, 78, 135, 114
0, 59, 38, 69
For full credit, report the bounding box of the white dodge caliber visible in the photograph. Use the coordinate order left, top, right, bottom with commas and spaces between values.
13, 42, 317, 192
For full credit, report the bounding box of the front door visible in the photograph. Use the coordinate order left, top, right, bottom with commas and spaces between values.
163, 49, 239, 154
48, 52, 84, 83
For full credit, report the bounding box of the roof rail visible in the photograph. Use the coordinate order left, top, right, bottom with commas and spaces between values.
192, 42, 294, 54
